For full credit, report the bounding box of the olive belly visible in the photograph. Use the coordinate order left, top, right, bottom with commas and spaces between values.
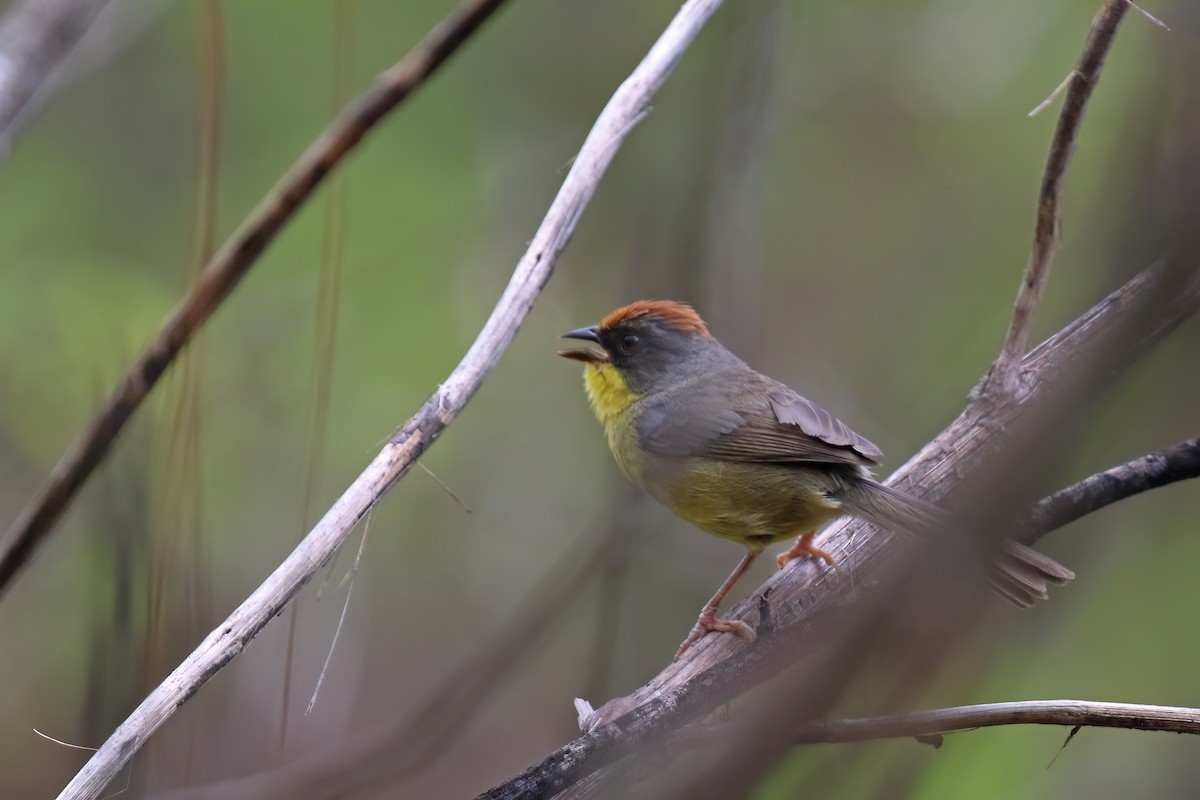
636, 455, 850, 548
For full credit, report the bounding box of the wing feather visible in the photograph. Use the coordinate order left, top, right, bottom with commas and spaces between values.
636, 370, 881, 467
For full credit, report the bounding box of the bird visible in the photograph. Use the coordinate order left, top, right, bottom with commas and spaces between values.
558, 299, 1074, 659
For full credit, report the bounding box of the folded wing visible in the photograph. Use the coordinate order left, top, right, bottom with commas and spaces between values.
636, 369, 881, 468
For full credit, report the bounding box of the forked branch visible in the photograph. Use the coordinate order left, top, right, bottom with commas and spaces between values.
987, 0, 1132, 393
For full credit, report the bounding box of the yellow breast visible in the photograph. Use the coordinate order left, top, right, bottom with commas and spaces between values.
581, 363, 640, 462
576, 362, 845, 550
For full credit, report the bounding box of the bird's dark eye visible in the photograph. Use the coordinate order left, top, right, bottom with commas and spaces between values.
618, 334, 640, 354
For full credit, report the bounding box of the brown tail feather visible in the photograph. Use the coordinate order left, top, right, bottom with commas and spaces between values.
837, 479, 1074, 608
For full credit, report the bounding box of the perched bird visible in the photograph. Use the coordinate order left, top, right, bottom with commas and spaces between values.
559, 300, 1073, 659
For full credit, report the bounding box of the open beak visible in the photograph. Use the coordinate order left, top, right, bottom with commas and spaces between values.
558, 325, 608, 363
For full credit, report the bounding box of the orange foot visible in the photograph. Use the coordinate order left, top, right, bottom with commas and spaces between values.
674, 610, 755, 660
776, 531, 837, 570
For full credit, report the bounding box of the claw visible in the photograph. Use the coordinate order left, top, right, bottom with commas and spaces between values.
776, 531, 837, 570
675, 611, 756, 660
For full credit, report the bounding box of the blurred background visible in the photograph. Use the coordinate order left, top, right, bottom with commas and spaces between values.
0, 0, 1197, 797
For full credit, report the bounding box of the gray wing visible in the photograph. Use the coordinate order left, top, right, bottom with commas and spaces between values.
637, 370, 882, 467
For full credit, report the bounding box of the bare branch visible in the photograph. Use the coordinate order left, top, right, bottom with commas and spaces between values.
669, 700, 1200, 747
54, 1, 728, 797
568, 664, 1200, 798
1027, 437, 1200, 542
0, 0, 512, 600
987, 0, 1131, 394
793, 699, 1200, 742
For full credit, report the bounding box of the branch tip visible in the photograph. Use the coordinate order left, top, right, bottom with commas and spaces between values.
988, 0, 1131, 394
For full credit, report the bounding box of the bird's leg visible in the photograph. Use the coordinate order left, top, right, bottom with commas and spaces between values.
675, 550, 759, 660
775, 531, 837, 570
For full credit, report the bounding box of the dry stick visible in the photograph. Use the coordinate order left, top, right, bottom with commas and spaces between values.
988, 0, 1130, 393
1126, 1, 1169, 31
0, 0, 113, 150
1027, 437, 1200, 542
54, 1, 727, 798
306, 509, 371, 715
1028, 71, 1077, 118
792, 699, 1200, 743
0, 0, 511, 600
668, 700, 1200, 747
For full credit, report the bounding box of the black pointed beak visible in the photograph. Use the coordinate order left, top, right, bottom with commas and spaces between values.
561, 326, 601, 343
558, 325, 608, 363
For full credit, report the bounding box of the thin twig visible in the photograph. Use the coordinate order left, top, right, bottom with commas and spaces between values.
670, 700, 1200, 747
645, 699, 1200, 796
34, 729, 99, 752
1027, 70, 1078, 118
988, 0, 1130, 394
54, 2, 726, 797
794, 699, 1200, 742
0, 0, 513, 600
418, 462, 474, 514
306, 509, 371, 714
1027, 438, 1200, 542
1126, 1, 1169, 31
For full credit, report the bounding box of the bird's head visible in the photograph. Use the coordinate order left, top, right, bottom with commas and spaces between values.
558, 300, 724, 397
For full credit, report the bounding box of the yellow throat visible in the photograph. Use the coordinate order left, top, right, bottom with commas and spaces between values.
582, 363, 638, 447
